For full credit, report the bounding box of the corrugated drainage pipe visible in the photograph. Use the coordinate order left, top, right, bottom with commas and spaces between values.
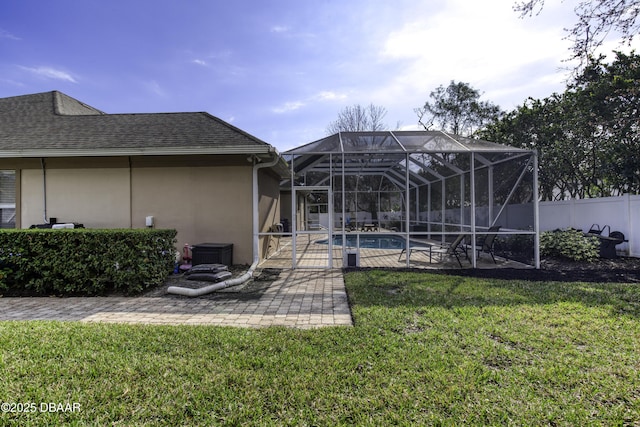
166, 263, 258, 297
167, 152, 280, 297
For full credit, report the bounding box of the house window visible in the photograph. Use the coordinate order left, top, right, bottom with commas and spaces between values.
0, 170, 16, 228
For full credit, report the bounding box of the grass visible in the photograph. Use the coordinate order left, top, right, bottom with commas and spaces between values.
1, 271, 639, 426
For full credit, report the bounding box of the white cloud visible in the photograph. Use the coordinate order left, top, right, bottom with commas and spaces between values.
270, 25, 290, 34
272, 101, 305, 113
20, 66, 77, 83
272, 90, 348, 114
145, 80, 166, 97
381, 1, 568, 65
0, 29, 20, 40
369, 0, 577, 113
190, 49, 233, 66
315, 91, 348, 101
268, 24, 316, 42
0, 78, 25, 87
398, 123, 423, 131
598, 37, 640, 60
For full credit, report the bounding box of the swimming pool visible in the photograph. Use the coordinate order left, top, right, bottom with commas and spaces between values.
315, 234, 425, 249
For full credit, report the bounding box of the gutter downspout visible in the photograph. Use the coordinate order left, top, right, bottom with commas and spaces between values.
129, 156, 133, 229
41, 158, 48, 223
167, 152, 281, 297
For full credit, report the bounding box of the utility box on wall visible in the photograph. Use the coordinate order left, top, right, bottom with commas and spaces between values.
191, 243, 233, 266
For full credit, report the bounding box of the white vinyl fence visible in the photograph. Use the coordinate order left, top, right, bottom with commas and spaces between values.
539, 194, 639, 257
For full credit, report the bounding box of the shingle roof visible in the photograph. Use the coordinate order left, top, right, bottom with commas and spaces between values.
0, 91, 275, 156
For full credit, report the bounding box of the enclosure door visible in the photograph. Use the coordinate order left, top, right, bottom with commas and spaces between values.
292, 186, 333, 268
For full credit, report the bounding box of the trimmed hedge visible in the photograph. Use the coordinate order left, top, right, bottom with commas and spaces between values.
0, 229, 177, 296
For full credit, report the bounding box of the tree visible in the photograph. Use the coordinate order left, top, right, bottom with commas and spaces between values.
480, 95, 577, 200
415, 81, 502, 136
326, 104, 393, 223
569, 51, 640, 195
515, 0, 640, 68
326, 103, 388, 134
480, 51, 640, 199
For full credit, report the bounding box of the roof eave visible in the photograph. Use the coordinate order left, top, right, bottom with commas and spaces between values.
0, 145, 277, 158
0, 145, 290, 177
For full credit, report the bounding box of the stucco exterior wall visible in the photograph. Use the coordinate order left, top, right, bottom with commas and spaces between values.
15, 157, 282, 265
258, 169, 281, 260
20, 167, 131, 228
280, 191, 292, 228
131, 166, 253, 265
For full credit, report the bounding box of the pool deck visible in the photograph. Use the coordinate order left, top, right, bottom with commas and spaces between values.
259, 234, 529, 269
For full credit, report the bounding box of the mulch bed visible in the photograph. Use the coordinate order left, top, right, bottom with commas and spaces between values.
440, 257, 640, 283
349, 257, 640, 284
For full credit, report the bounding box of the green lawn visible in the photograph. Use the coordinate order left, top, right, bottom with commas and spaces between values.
1, 271, 639, 426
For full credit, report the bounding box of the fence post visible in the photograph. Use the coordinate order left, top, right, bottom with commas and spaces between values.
624, 193, 631, 256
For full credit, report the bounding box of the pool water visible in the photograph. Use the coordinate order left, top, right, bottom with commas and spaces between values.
315, 234, 424, 249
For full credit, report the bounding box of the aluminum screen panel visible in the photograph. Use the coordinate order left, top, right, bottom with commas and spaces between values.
286, 131, 529, 154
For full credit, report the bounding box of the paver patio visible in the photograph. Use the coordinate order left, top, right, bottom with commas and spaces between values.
0, 236, 529, 329
0, 269, 352, 329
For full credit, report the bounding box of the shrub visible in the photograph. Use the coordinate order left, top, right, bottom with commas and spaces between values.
540, 228, 600, 262
494, 234, 534, 264
0, 229, 177, 295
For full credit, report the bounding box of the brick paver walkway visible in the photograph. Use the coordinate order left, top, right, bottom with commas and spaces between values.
0, 270, 352, 328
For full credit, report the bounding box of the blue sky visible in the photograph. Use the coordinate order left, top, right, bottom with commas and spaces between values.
1, 0, 637, 151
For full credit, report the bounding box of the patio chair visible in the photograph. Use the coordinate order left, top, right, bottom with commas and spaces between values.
474, 225, 501, 264
398, 242, 433, 263
429, 234, 469, 268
